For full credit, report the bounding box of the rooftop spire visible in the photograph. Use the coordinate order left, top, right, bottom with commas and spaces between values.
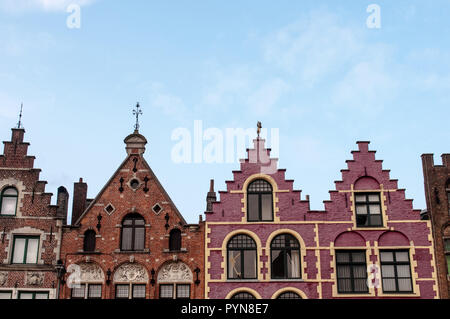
17, 103, 23, 129
257, 121, 262, 139
132, 102, 143, 132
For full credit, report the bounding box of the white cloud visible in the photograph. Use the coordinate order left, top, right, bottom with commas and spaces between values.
0, 0, 96, 12
263, 11, 362, 86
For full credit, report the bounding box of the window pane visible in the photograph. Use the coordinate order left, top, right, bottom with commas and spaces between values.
337, 265, 351, 278
13, 238, 26, 263
287, 250, 301, 278
336, 252, 350, 263
353, 265, 367, 279
121, 228, 133, 250
380, 251, 394, 262
368, 194, 380, 202
0, 292, 12, 299
160, 285, 173, 299
338, 279, 352, 292
88, 284, 102, 299
134, 227, 145, 250
228, 251, 241, 279
397, 265, 411, 278
26, 238, 39, 264
243, 250, 257, 279
271, 250, 285, 278
355, 195, 366, 202
231, 292, 255, 299
123, 219, 133, 226
261, 194, 272, 221
381, 265, 395, 277
35, 293, 49, 300
277, 292, 301, 299
395, 251, 409, 262
369, 215, 382, 226
351, 252, 366, 263
116, 285, 129, 299
176, 284, 190, 299
71, 284, 86, 299
3, 188, 17, 196
134, 219, 145, 226
247, 194, 259, 220
398, 278, 412, 292
369, 204, 381, 215
354, 279, 368, 292
382, 278, 396, 292
356, 205, 368, 215
18, 292, 33, 299
132, 285, 146, 299
1, 197, 17, 215
356, 215, 368, 227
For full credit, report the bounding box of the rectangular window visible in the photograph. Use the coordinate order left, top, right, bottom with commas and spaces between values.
115, 284, 129, 299
12, 236, 39, 264
444, 239, 450, 275
121, 228, 133, 251
88, 284, 102, 299
261, 194, 273, 221
355, 193, 383, 227
0, 291, 12, 299
71, 284, 86, 299
134, 228, 145, 251
159, 284, 173, 299
228, 250, 241, 279
380, 250, 413, 293
336, 250, 369, 294
176, 284, 190, 299
132, 285, 146, 299
18, 292, 49, 299
243, 250, 257, 278
247, 194, 259, 221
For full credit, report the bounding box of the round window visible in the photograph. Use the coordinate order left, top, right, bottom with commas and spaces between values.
130, 179, 140, 190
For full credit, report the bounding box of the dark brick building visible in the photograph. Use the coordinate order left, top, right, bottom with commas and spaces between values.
422, 153, 450, 299
58, 129, 204, 299
0, 128, 68, 299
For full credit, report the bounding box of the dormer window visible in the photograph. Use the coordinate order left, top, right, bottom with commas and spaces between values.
247, 179, 273, 222
0, 187, 18, 216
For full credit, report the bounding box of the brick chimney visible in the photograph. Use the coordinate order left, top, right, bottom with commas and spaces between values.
71, 178, 87, 225
205, 179, 217, 213
56, 186, 69, 225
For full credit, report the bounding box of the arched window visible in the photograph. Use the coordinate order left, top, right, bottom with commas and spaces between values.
121, 213, 145, 251
227, 234, 257, 279
169, 228, 182, 251
231, 292, 256, 299
270, 234, 301, 279
277, 291, 302, 299
247, 179, 273, 222
0, 187, 18, 216
83, 230, 96, 252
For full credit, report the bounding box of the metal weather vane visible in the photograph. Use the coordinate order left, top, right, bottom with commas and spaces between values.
257, 121, 262, 138
17, 103, 23, 129
132, 102, 143, 132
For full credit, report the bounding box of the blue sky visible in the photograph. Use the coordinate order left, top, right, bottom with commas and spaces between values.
0, 0, 449, 223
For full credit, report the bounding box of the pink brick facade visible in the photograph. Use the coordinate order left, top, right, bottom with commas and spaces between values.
205, 139, 439, 299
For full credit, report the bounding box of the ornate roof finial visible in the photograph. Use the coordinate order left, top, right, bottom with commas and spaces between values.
17, 103, 23, 129
257, 121, 262, 139
132, 102, 143, 132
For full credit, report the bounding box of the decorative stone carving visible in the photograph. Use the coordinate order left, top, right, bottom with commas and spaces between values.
26, 272, 44, 286
79, 263, 105, 282
157, 262, 193, 283
113, 263, 148, 283
0, 272, 8, 286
